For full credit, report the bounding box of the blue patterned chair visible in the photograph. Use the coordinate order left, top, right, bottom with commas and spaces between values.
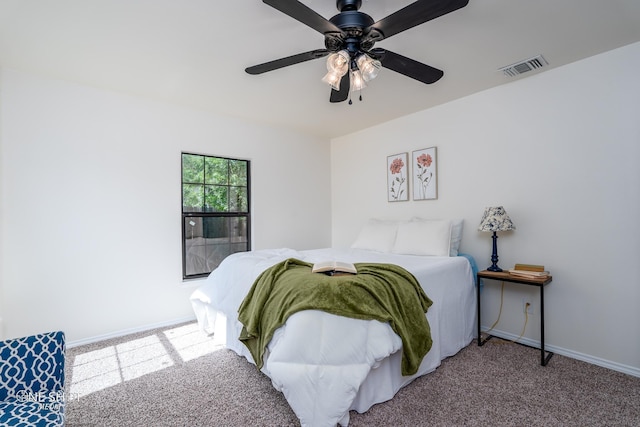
0, 331, 66, 426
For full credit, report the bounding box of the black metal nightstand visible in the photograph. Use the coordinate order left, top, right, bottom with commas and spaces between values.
477, 270, 554, 366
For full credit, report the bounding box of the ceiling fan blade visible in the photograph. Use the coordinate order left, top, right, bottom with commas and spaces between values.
371, 48, 444, 84
263, 0, 343, 35
245, 49, 329, 75
330, 73, 350, 103
366, 0, 469, 41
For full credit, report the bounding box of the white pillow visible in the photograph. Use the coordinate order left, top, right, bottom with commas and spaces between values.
351, 219, 399, 253
392, 219, 452, 256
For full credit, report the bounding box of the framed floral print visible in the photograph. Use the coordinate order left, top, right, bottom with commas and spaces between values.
412, 147, 437, 200
387, 153, 409, 202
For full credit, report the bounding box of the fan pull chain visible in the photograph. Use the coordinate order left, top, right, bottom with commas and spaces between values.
347, 90, 363, 105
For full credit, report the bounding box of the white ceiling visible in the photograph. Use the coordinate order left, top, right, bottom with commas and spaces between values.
1, 0, 639, 138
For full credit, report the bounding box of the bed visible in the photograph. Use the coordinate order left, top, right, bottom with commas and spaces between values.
190, 219, 476, 427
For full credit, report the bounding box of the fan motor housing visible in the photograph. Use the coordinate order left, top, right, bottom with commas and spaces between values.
336, 0, 362, 12
327, 9, 376, 52
330, 11, 374, 31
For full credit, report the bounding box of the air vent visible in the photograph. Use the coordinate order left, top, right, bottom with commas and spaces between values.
499, 55, 548, 77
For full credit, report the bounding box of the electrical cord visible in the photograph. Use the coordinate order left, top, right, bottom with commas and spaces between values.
482, 281, 529, 344
483, 281, 505, 336
513, 307, 529, 343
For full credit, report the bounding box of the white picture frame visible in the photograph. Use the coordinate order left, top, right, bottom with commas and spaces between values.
412, 147, 437, 200
387, 152, 409, 202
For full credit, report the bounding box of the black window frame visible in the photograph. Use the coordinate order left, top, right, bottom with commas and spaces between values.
181, 152, 251, 280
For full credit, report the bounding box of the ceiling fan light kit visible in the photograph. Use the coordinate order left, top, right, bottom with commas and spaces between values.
350, 68, 367, 91
246, 0, 469, 103
356, 53, 381, 82
321, 50, 350, 90
321, 71, 344, 91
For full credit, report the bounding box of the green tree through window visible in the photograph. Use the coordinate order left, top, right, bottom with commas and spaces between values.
181, 153, 250, 278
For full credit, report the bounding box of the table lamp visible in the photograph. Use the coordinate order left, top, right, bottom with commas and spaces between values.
478, 206, 515, 272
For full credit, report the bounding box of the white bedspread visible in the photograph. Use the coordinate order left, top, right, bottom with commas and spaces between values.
190, 248, 476, 427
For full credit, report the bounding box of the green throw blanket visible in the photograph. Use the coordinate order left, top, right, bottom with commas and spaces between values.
237, 258, 433, 376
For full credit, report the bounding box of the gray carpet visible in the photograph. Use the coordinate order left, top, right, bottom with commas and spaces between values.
64, 322, 640, 426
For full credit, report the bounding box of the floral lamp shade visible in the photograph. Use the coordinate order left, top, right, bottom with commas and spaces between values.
478, 206, 515, 272
478, 206, 516, 232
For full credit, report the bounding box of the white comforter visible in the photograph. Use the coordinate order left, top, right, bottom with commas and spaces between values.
190, 248, 476, 427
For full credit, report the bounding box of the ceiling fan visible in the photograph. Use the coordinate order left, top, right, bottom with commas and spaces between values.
245, 0, 469, 103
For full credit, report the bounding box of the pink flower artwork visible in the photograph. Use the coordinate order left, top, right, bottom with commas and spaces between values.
413, 148, 437, 200
387, 153, 408, 202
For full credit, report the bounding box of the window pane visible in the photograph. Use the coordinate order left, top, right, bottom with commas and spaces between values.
184, 217, 209, 276
202, 217, 228, 240
230, 216, 248, 242
205, 185, 228, 212
182, 184, 203, 212
205, 157, 228, 185
182, 154, 204, 183
230, 242, 248, 253
229, 187, 248, 212
183, 215, 250, 277
229, 160, 247, 186
184, 217, 236, 276
184, 217, 201, 240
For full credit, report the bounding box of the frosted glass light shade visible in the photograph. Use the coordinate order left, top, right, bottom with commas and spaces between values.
356, 54, 381, 82
321, 71, 343, 91
326, 50, 350, 74
322, 50, 350, 90
350, 69, 367, 91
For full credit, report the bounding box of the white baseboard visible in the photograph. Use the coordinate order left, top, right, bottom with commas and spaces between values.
67, 316, 196, 348
482, 328, 640, 378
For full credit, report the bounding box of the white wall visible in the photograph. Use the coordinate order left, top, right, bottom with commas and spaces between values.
331, 42, 640, 374
0, 68, 332, 343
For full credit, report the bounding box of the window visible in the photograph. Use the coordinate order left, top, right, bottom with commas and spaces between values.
181, 153, 250, 279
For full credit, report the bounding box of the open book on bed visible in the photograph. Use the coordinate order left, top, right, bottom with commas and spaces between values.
311, 260, 357, 275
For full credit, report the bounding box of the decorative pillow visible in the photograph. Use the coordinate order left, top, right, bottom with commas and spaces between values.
449, 219, 464, 257
392, 219, 452, 256
351, 219, 399, 253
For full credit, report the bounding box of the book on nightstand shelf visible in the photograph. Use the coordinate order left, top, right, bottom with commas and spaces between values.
312, 260, 357, 276
513, 263, 545, 272
509, 264, 549, 279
